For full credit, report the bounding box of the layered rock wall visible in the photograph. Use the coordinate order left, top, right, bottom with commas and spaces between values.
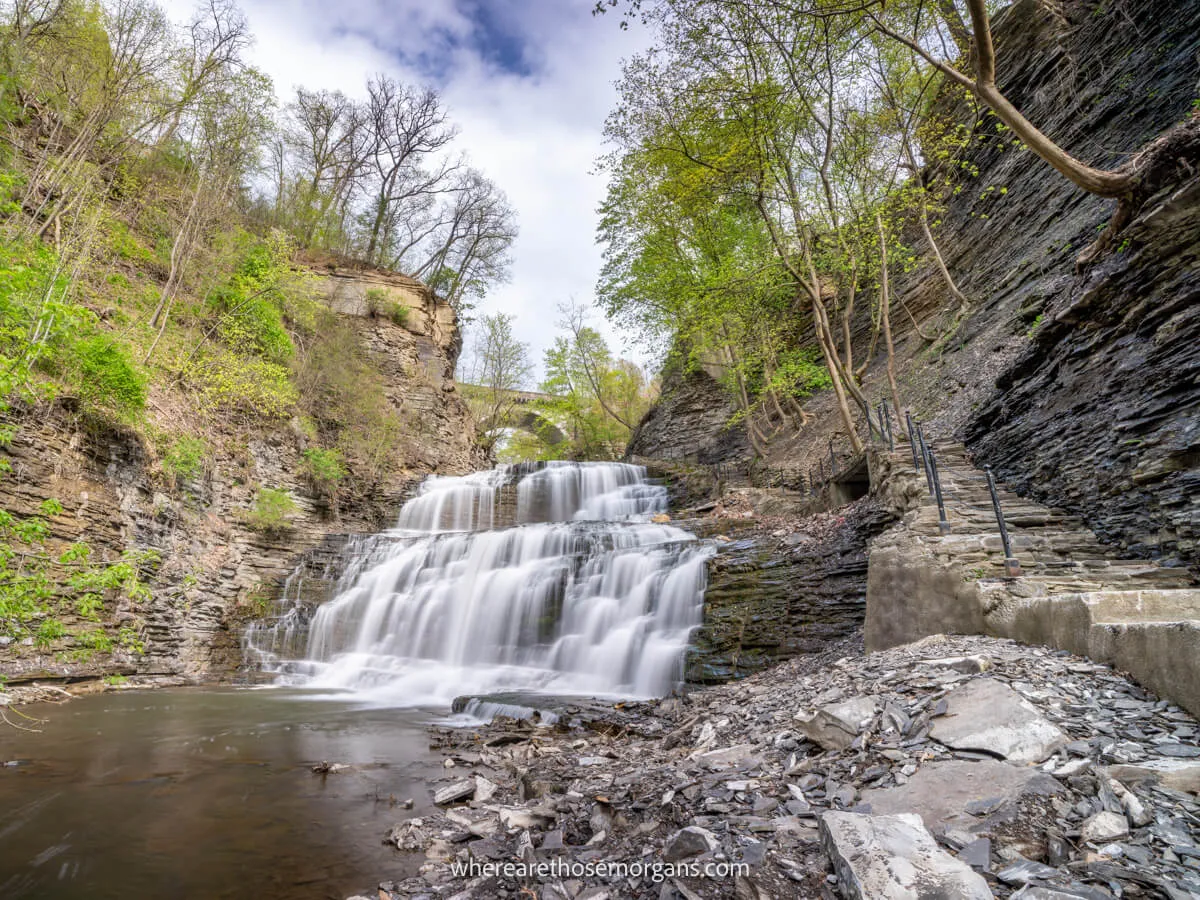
0, 270, 481, 680
627, 0, 1200, 570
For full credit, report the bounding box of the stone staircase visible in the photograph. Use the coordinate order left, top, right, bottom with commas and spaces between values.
865, 438, 1200, 717
908, 440, 1194, 594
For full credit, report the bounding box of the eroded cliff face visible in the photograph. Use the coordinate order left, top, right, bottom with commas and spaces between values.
627, 363, 749, 464
0, 269, 483, 681
632, 0, 1200, 571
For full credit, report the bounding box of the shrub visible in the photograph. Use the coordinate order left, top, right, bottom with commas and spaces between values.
215, 292, 294, 362
291, 316, 402, 482
365, 288, 410, 327
244, 487, 298, 533
365, 287, 388, 317
74, 336, 146, 414
75, 627, 114, 652
34, 617, 66, 648
386, 301, 409, 326
184, 349, 297, 423
162, 435, 207, 485
300, 448, 345, 498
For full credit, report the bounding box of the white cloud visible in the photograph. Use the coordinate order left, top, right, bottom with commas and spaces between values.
162, 0, 650, 376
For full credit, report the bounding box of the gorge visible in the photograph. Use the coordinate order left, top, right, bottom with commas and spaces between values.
2, 0, 1200, 897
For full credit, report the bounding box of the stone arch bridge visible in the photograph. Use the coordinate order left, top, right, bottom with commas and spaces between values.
459, 386, 566, 446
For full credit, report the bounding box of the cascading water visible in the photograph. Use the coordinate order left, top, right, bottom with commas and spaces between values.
244, 462, 712, 708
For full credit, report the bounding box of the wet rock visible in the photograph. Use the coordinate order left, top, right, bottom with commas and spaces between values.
930, 678, 1067, 764
663, 826, 720, 862
432, 779, 476, 805
794, 696, 878, 751
820, 811, 993, 899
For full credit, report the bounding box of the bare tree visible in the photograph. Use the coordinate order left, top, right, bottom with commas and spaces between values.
361, 75, 459, 265
156, 0, 249, 147
282, 87, 371, 245
405, 168, 517, 314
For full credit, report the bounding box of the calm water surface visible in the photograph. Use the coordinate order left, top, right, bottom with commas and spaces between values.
0, 687, 442, 900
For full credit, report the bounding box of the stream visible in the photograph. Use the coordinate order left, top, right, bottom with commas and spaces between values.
0, 461, 711, 898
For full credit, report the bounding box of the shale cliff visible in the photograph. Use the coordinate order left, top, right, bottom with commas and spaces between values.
0, 269, 481, 681
631, 0, 1200, 573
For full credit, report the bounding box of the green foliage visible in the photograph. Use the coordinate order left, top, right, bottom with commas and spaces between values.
106, 221, 155, 265
300, 447, 345, 498
75, 627, 113, 653
365, 288, 410, 326
537, 309, 654, 460
244, 487, 298, 533
0, 496, 157, 647
0, 239, 147, 419
104, 674, 129, 686
291, 313, 405, 483
162, 435, 208, 484
183, 349, 298, 423
74, 336, 146, 415
34, 617, 66, 648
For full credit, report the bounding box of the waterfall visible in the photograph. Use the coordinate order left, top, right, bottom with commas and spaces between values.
245, 462, 712, 708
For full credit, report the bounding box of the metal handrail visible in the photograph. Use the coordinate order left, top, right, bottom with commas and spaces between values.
929, 449, 950, 534
985, 466, 1023, 577
915, 421, 935, 495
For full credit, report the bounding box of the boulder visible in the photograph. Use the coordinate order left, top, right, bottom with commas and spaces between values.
820, 811, 993, 899
663, 826, 720, 862
930, 679, 1067, 764
795, 696, 878, 751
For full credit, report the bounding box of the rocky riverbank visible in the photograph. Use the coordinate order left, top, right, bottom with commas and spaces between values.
369, 633, 1200, 900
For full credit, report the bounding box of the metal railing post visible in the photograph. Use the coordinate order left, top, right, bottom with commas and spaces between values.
929, 450, 950, 534
881, 403, 894, 451
915, 422, 935, 496
985, 466, 1022, 577
829, 439, 837, 475
905, 411, 919, 471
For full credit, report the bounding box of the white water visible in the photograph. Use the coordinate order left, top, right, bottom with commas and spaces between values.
245, 462, 712, 708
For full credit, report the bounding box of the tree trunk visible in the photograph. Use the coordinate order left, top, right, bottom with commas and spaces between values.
876, 212, 905, 428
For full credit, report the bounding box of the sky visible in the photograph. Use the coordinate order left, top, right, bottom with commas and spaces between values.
162, 0, 651, 375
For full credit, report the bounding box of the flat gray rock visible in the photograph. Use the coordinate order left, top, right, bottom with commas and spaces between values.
930, 679, 1067, 765
820, 811, 993, 899
861, 759, 1063, 834
432, 779, 476, 805
795, 695, 878, 751
1101, 758, 1200, 793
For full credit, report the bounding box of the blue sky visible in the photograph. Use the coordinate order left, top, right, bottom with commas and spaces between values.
161, 0, 650, 373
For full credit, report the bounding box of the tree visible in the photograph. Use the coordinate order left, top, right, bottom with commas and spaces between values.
540, 302, 655, 460
280, 87, 370, 248
597, 0, 1138, 199
458, 312, 533, 454
361, 75, 458, 266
